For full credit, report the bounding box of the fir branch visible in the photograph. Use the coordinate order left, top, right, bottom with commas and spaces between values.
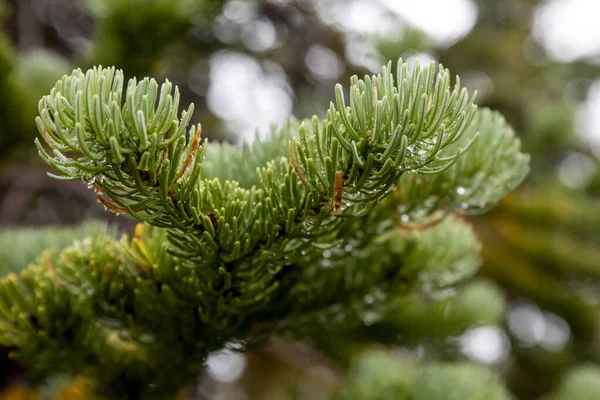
393, 108, 530, 226
270, 216, 482, 337
0, 58, 531, 398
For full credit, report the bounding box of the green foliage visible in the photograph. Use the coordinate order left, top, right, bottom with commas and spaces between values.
379, 278, 506, 339
308, 278, 506, 366
0, 59, 529, 398
400, 215, 481, 291
395, 108, 529, 226
0, 221, 115, 277
272, 215, 484, 338
335, 351, 513, 400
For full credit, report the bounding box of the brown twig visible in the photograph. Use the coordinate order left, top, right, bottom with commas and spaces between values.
173, 126, 202, 187
331, 171, 343, 215
288, 140, 308, 187
96, 194, 128, 215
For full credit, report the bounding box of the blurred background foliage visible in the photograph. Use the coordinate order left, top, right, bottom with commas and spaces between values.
0, 0, 599, 398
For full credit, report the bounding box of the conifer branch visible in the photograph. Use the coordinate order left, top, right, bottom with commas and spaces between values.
0, 58, 530, 398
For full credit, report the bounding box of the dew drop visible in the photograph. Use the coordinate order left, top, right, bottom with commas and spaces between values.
456, 186, 466, 195
83, 175, 96, 188
400, 214, 410, 223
